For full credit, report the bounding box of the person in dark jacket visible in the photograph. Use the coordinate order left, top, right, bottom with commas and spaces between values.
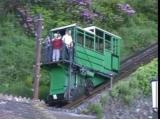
52, 33, 62, 62
44, 36, 52, 63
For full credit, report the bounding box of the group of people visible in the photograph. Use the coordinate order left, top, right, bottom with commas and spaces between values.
43, 30, 73, 63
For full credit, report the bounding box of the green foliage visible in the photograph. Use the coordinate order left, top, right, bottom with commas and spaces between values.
119, 20, 157, 59
39, 85, 49, 100
0, 81, 32, 97
31, 1, 74, 37
40, 69, 50, 86
87, 103, 103, 118
123, 94, 134, 105
134, 58, 158, 95
110, 80, 138, 104
128, 0, 158, 22
100, 93, 109, 106
110, 58, 157, 104
0, 14, 34, 97
31, 6, 54, 36
86, 93, 110, 118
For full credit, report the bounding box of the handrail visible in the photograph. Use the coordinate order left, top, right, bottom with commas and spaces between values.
85, 26, 121, 39
50, 23, 77, 32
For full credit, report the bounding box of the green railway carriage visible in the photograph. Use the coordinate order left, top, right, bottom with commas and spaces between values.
41, 23, 121, 103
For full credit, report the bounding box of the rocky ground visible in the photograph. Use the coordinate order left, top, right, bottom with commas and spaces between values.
0, 93, 158, 119
0, 99, 48, 119
104, 95, 158, 119
0, 94, 95, 119
70, 92, 158, 119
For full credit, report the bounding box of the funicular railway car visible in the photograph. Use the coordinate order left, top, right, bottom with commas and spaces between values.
41, 24, 121, 104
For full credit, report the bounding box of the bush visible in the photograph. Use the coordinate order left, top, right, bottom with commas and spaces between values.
110, 81, 137, 104
87, 103, 103, 118
0, 82, 32, 97
134, 58, 158, 95
123, 94, 134, 105
100, 93, 109, 106
110, 88, 119, 98
118, 21, 157, 59
110, 58, 157, 104
0, 14, 34, 97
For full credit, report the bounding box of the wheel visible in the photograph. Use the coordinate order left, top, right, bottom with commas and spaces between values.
70, 88, 79, 101
46, 95, 54, 106
85, 78, 94, 95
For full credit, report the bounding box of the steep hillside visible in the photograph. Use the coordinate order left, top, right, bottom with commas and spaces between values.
0, 14, 34, 97
0, 0, 158, 98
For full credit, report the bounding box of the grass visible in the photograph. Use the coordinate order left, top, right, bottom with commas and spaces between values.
110, 58, 157, 104
100, 93, 109, 106
119, 21, 157, 60
0, 82, 32, 97
87, 103, 103, 118
86, 59, 157, 117
0, 14, 50, 99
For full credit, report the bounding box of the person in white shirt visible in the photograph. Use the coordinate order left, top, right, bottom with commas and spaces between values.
62, 30, 73, 48
62, 30, 73, 60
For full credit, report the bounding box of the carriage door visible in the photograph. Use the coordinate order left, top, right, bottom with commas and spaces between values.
111, 37, 120, 72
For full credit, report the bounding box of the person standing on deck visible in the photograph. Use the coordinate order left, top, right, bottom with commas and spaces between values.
52, 33, 62, 62
62, 30, 73, 60
44, 36, 52, 63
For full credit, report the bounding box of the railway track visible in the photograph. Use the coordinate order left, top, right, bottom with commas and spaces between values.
118, 42, 158, 79
63, 42, 158, 109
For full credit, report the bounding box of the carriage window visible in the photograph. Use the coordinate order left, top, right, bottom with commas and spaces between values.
112, 38, 118, 54
105, 40, 111, 50
85, 32, 94, 49
105, 34, 111, 41
95, 29, 103, 38
105, 34, 111, 50
77, 29, 84, 46
95, 36, 103, 53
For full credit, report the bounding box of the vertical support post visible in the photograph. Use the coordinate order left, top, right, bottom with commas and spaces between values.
111, 37, 113, 53
68, 47, 72, 100
33, 14, 43, 100
94, 34, 96, 51
103, 33, 105, 53
110, 75, 113, 90
84, 32, 86, 47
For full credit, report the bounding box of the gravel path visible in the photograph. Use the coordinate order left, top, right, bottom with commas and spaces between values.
0, 98, 95, 119
0, 99, 47, 119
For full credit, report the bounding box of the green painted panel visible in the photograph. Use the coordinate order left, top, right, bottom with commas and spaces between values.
75, 52, 103, 66
92, 76, 107, 86
75, 57, 105, 72
112, 56, 119, 71
75, 45, 107, 72
75, 44, 120, 73
104, 51, 112, 70
49, 66, 66, 95
75, 45, 104, 58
